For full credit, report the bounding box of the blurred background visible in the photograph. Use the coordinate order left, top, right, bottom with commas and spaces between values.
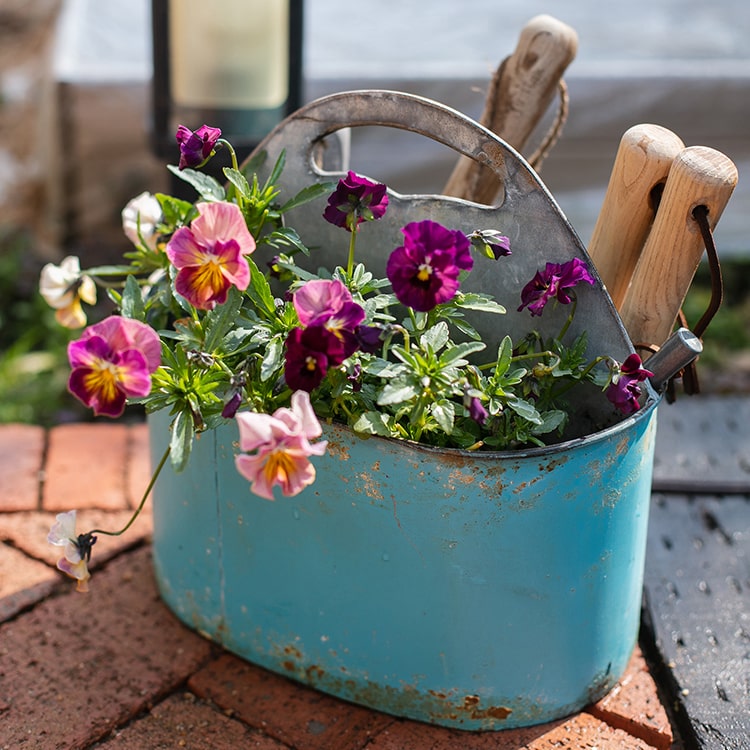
1, 0, 748, 424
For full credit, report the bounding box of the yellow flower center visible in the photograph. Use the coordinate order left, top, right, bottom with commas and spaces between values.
263, 449, 296, 487
83, 362, 120, 402
193, 257, 225, 295
305, 355, 317, 371
416, 262, 432, 282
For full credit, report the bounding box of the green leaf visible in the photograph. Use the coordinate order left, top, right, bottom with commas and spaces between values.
420, 321, 450, 353
352, 411, 395, 437
495, 336, 514, 376
260, 335, 284, 382
455, 293, 506, 314
377, 381, 420, 406
223, 167, 252, 199
169, 409, 194, 472
203, 286, 242, 352
430, 400, 456, 434
120, 274, 145, 321
439, 340, 486, 365
167, 165, 225, 201
246, 257, 278, 318
507, 396, 543, 424
279, 182, 337, 213
532, 409, 567, 435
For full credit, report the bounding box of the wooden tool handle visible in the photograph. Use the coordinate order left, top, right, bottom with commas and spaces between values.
588, 124, 685, 309
443, 14, 577, 203
620, 146, 738, 350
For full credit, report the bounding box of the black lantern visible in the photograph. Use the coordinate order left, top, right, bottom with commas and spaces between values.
151, 0, 303, 171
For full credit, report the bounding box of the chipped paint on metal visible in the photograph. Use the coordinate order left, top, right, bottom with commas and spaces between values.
150, 393, 660, 731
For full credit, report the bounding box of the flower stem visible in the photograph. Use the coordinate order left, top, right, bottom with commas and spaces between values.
558, 294, 577, 340
346, 228, 358, 278
87, 444, 171, 538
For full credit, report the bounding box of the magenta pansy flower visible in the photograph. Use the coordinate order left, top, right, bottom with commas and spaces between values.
518, 258, 596, 317
284, 326, 347, 392
323, 171, 389, 231
386, 220, 473, 312
234, 391, 328, 500
606, 354, 653, 415
166, 201, 256, 310
176, 124, 222, 170
68, 316, 161, 418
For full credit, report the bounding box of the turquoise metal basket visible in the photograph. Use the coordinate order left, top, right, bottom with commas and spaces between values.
150, 90, 660, 730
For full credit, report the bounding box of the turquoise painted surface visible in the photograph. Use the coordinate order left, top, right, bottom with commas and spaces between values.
150, 398, 658, 730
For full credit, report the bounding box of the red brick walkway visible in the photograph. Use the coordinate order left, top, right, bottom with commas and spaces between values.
0, 422, 676, 749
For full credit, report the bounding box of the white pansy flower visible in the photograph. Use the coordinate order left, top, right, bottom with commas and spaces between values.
39, 255, 97, 329
122, 191, 163, 250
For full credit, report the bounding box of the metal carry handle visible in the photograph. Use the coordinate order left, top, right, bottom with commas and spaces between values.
252, 89, 517, 204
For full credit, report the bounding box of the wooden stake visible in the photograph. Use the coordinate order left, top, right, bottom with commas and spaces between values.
442, 14, 577, 204
588, 124, 685, 310
620, 146, 738, 351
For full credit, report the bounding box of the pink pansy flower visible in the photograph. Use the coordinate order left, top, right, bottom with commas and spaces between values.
293, 279, 365, 332
235, 391, 328, 500
47, 510, 95, 593
68, 316, 162, 418
166, 201, 256, 310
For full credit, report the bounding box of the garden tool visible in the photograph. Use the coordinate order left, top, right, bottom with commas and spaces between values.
443, 14, 578, 203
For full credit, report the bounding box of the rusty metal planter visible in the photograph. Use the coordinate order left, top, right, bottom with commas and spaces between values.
150, 394, 658, 730
150, 90, 660, 730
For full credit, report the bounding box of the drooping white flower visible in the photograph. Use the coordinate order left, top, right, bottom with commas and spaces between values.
122, 191, 163, 250
39, 256, 96, 328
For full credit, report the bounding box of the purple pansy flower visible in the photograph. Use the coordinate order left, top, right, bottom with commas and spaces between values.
386, 220, 473, 312
606, 354, 653, 415
518, 258, 596, 317
469, 229, 512, 259
468, 396, 489, 426
284, 326, 347, 392
293, 279, 365, 331
175, 124, 222, 170
323, 171, 389, 232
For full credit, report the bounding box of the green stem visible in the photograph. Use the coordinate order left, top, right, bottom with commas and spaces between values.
558, 295, 577, 340
346, 228, 358, 278
87, 444, 171, 538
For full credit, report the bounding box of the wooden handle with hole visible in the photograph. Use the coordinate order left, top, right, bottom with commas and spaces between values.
619, 146, 738, 351
443, 14, 577, 203
588, 124, 685, 310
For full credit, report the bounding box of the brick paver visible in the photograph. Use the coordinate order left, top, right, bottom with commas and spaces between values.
93, 692, 289, 749
43, 423, 131, 511
0, 546, 213, 750
0, 424, 678, 749
0, 423, 44, 511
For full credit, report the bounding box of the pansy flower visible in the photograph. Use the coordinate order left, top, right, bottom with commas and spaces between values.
176, 124, 222, 170
166, 201, 256, 310
122, 191, 163, 251
605, 354, 653, 415
323, 171, 389, 231
293, 278, 365, 351
68, 316, 162, 418
386, 220, 473, 312
284, 326, 347, 392
469, 229, 512, 259
235, 390, 328, 500
47, 510, 96, 592
518, 258, 596, 316
39, 256, 97, 329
